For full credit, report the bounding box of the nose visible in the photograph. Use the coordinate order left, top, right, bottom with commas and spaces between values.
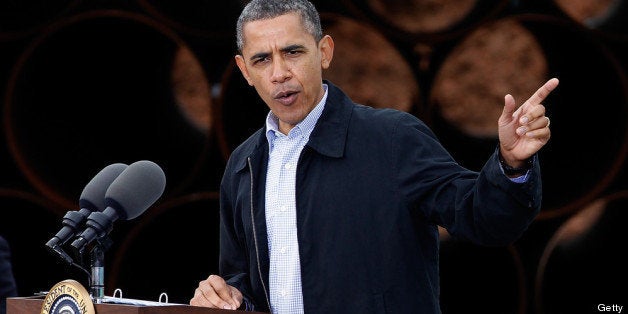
270, 57, 291, 83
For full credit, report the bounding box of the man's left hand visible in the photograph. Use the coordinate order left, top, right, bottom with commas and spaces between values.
498, 78, 559, 167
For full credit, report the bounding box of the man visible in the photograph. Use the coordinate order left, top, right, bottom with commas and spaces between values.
0, 236, 17, 314
191, 0, 558, 312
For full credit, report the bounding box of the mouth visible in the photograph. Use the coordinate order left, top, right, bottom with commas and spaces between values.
273, 90, 299, 106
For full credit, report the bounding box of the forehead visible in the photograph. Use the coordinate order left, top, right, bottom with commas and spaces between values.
241, 12, 315, 52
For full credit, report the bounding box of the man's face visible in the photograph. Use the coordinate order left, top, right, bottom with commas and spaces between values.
235, 12, 334, 134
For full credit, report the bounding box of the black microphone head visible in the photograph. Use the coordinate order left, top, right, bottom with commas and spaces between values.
79, 163, 128, 211
104, 160, 166, 220
46, 162, 129, 253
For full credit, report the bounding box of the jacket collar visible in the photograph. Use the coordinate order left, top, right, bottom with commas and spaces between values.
234, 80, 353, 172
306, 80, 352, 158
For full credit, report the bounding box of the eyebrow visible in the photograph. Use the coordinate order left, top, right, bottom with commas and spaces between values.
249, 44, 307, 62
281, 44, 306, 53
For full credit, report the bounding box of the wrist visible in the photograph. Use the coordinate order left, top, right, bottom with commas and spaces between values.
498, 152, 533, 176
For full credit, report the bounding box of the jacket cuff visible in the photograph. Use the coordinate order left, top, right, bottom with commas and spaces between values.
485, 148, 542, 210
240, 296, 256, 311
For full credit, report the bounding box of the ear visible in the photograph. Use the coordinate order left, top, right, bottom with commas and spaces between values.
319, 35, 334, 70
235, 54, 254, 86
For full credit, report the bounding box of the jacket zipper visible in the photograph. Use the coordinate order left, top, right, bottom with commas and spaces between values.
247, 157, 271, 311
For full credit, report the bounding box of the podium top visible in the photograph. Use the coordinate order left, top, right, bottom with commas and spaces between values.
7, 297, 268, 314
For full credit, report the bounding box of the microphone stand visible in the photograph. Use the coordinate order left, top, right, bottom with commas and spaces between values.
90, 236, 113, 304
46, 244, 92, 290
46, 236, 114, 304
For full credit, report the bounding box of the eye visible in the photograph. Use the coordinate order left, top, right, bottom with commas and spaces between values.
253, 56, 271, 65
286, 49, 303, 56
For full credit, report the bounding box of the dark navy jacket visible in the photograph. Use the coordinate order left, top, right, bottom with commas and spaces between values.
1, 236, 17, 314
219, 82, 541, 313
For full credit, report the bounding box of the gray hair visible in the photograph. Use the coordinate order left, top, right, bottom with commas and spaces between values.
236, 0, 323, 52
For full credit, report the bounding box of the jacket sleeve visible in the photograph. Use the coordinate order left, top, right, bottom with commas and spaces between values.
391, 113, 541, 246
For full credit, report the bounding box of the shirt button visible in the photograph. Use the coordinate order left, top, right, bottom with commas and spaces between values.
280, 205, 288, 213
284, 163, 292, 170
280, 247, 287, 254
280, 290, 287, 297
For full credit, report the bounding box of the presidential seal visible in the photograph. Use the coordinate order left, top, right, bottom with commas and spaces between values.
41, 279, 95, 314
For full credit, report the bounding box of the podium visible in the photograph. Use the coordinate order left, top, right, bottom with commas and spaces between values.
7, 297, 267, 314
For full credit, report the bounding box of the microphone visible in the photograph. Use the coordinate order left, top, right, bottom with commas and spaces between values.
46, 163, 128, 252
70, 160, 166, 252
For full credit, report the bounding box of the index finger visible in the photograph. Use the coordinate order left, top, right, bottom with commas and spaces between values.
524, 78, 559, 108
513, 78, 559, 118
207, 275, 238, 308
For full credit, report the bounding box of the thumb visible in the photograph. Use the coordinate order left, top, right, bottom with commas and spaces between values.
499, 94, 517, 125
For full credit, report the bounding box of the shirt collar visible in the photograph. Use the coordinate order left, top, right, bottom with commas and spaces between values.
265, 84, 328, 145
